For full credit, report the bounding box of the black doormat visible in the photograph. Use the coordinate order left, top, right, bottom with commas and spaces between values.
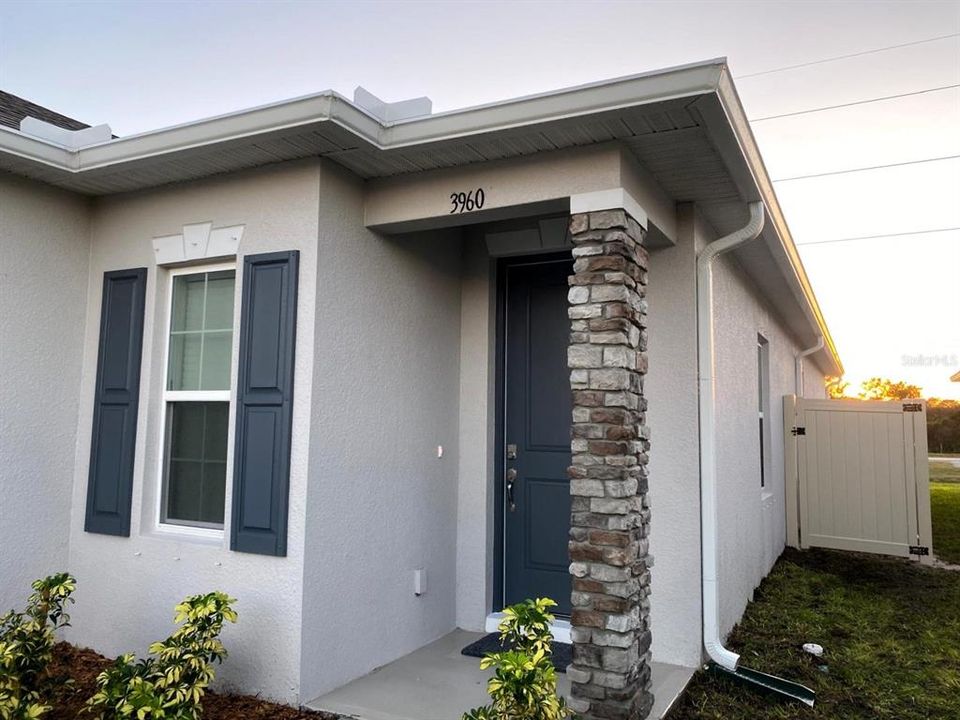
460, 633, 572, 673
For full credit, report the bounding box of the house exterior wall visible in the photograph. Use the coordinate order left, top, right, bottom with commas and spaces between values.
63, 160, 321, 704
645, 206, 829, 666
643, 207, 702, 670
455, 234, 496, 631
0, 173, 90, 612
707, 223, 826, 637
299, 160, 464, 702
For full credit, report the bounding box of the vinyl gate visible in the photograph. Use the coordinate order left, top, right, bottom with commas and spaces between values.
784, 396, 933, 564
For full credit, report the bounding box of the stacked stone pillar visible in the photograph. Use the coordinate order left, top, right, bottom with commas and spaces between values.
566, 209, 653, 720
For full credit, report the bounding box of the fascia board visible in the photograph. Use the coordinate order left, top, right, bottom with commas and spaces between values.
379, 60, 724, 147
0, 126, 75, 169
0, 59, 726, 175
77, 93, 345, 170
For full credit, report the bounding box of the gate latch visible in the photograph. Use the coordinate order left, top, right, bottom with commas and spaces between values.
909, 545, 930, 556
903, 403, 923, 412
791, 427, 806, 436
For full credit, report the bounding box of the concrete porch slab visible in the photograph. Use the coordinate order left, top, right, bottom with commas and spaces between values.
305, 629, 695, 720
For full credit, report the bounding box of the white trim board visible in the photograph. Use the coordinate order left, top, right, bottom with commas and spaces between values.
570, 188, 648, 230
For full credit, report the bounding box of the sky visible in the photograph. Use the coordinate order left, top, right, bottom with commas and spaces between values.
1, 0, 958, 398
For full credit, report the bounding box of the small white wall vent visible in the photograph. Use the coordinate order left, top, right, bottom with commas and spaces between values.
153, 222, 244, 265
353, 86, 432, 123
19, 117, 112, 149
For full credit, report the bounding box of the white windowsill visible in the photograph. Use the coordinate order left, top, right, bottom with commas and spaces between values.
149, 523, 225, 546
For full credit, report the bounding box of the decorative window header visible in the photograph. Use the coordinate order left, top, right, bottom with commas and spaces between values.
153, 222, 244, 265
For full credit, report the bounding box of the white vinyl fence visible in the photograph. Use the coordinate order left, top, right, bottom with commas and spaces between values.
784, 396, 933, 565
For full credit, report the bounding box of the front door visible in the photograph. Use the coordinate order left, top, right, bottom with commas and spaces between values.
502, 255, 573, 615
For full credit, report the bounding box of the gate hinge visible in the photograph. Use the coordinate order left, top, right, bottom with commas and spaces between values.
791, 427, 806, 436
903, 402, 923, 412
909, 545, 929, 556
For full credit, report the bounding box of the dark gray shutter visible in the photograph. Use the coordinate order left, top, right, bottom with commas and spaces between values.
85, 268, 148, 536
231, 251, 299, 556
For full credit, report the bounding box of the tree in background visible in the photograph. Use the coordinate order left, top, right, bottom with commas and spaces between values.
928, 397, 960, 454
825, 376, 849, 398
859, 377, 923, 400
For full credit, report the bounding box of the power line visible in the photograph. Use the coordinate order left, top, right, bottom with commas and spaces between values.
773, 154, 960, 182
749, 84, 960, 122
797, 227, 960, 247
736, 33, 960, 79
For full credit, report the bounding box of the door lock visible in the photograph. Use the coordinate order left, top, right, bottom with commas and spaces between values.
506, 444, 518, 460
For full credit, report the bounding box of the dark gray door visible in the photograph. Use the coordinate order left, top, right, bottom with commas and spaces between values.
503, 256, 573, 615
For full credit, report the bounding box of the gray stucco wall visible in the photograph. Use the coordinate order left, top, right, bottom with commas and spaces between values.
64, 160, 320, 704
0, 173, 90, 612
645, 206, 831, 666
710, 231, 825, 637
644, 210, 703, 669
455, 235, 496, 631
299, 161, 463, 702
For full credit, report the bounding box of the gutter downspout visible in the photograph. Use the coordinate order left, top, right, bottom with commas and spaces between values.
697, 201, 765, 671
795, 336, 824, 397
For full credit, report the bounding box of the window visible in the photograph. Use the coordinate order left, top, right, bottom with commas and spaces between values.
160, 267, 236, 530
757, 335, 770, 489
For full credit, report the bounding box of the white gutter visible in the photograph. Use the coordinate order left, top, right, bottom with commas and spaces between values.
794, 336, 824, 397
697, 201, 765, 671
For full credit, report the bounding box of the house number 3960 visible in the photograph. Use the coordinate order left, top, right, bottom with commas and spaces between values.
449, 188, 485, 214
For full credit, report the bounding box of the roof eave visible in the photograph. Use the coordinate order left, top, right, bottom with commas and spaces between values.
706, 68, 844, 377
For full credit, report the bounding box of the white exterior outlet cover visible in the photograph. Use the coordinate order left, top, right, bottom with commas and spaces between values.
414, 568, 426, 596
437, 445, 443, 458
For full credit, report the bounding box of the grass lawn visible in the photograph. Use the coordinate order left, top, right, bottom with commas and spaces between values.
931, 456, 960, 565
667, 548, 960, 720
931, 483, 960, 564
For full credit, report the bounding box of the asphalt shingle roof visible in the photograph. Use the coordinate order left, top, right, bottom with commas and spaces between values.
0, 90, 89, 132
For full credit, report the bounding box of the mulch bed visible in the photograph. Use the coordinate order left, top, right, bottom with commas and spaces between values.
46, 643, 339, 720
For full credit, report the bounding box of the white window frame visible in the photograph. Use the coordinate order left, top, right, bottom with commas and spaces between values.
154, 261, 237, 539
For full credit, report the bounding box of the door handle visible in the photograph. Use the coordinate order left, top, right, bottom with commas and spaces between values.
506, 468, 517, 512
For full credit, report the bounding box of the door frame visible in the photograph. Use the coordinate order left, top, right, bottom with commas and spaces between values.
491, 250, 573, 613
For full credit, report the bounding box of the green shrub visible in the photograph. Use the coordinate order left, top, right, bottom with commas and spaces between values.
0, 572, 77, 720
463, 597, 571, 720
87, 592, 237, 720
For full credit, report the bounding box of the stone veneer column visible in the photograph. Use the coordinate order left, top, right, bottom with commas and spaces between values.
566, 209, 653, 720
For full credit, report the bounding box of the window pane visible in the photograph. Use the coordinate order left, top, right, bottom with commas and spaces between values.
200, 462, 227, 524
167, 270, 235, 392
200, 331, 233, 391
204, 272, 235, 330
170, 275, 206, 332
168, 334, 202, 391
168, 460, 203, 522
204, 403, 229, 462
170, 402, 204, 459
164, 401, 229, 527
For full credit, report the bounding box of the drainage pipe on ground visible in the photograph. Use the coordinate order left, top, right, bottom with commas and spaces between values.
697, 201, 765, 671
795, 336, 824, 397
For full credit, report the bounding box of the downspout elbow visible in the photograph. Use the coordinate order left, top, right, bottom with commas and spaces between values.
795, 336, 824, 396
